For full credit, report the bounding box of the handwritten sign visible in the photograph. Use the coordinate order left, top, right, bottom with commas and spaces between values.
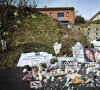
17, 52, 53, 67
72, 46, 84, 62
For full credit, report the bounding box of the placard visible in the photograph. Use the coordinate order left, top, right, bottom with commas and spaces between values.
17, 52, 53, 67
72, 47, 84, 62
57, 57, 74, 68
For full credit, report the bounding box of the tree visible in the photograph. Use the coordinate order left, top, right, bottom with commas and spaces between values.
0, 0, 17, 38
75, 15, 86, 24
0, 0, 38, 52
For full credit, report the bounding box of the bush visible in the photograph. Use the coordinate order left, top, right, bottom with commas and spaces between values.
50, 58, 58, 64
40, 63, 47, 68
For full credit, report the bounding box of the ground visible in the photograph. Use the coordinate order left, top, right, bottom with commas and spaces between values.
0, 67, 100, 90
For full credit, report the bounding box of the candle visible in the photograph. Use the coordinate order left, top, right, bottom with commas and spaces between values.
65, 68, 68, 73
50, 71, 52, 76
57, 69, 61, 74
61, 71, 64, 74
36, 77, 39, 80
51, 76, 55, 81
92, 63, 95, 66
42, 71, 45, 75
90, 62, 92, 66
79, 64, 81, 68
39, 75, 42, 81
46, 75, 50, 79
86, 68, 90, 74
85, 64, 87, 67
97, 71, 100, 76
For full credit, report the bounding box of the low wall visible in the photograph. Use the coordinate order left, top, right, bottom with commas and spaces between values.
72, 24, 100, 42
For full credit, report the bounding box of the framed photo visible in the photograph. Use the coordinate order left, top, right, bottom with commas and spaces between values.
84, 48, 95, 62
30, 81, 41, 88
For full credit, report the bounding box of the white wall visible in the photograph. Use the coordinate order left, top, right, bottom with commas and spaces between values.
92, 14, 100, 21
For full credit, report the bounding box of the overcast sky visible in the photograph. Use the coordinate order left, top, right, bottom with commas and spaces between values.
31, 0, 100, 20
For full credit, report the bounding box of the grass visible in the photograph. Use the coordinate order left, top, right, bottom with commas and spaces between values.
0, 13, 89, 68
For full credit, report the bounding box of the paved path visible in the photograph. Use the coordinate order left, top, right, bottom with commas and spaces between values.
0, 68, 100, 90
0, 68, 32, 90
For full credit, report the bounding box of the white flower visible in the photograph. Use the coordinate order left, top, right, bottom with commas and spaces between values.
53, 42, 62, 55
14, 11, 18, 16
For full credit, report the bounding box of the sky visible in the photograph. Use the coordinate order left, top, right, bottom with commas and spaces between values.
31, 0, 100, 20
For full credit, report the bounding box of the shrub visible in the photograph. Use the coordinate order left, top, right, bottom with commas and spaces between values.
40, 63, 47, 68
50, 58, 58, 64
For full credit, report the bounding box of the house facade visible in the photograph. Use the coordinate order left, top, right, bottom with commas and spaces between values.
90, 11, 100, 21
37, 7, 75, 24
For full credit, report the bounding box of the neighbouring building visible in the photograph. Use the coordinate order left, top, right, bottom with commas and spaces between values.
72, 24, 100, 42
37, 7, 75, 28
90, 11, 100, 21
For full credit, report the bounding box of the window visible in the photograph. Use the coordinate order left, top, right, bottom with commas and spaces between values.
50, 12, 52, 17
66, 12, 69, 17
97, 37, 100, 41
96, 33, 98, 35
88, 32, 89, 35
57, 12, 64, 20
96, 28, 98, 31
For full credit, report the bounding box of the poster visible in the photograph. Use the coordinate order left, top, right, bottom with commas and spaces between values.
84, 48, 96, 62
72, 42, 84, 63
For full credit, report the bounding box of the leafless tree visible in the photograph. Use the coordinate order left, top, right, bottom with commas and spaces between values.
0, 0, 38, 47
0, 0, 17, 39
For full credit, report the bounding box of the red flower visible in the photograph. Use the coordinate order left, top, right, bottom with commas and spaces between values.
13, 25, 17, 28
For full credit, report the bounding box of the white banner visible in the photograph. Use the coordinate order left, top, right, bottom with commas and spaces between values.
17, 52, 53, 67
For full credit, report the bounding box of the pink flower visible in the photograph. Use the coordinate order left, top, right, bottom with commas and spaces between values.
74, 60, 77, 62
69, 62, 72, 66
13, 25, 17, 28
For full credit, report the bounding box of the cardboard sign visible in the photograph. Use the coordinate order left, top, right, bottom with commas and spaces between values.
17, 52, 53, 67
30, 81, 41, 88
57, 57, 73, 68
72, 47, 84, 62
72, 42, 84, 62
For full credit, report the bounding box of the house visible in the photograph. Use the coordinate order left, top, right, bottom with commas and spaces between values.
90, 11, 100, 21
37, 7, 75, 28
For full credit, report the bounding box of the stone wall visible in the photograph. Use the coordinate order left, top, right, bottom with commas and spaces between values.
72, 24, 100, 42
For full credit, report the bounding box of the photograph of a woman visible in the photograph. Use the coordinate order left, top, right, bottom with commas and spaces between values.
84, 48, 95, 62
